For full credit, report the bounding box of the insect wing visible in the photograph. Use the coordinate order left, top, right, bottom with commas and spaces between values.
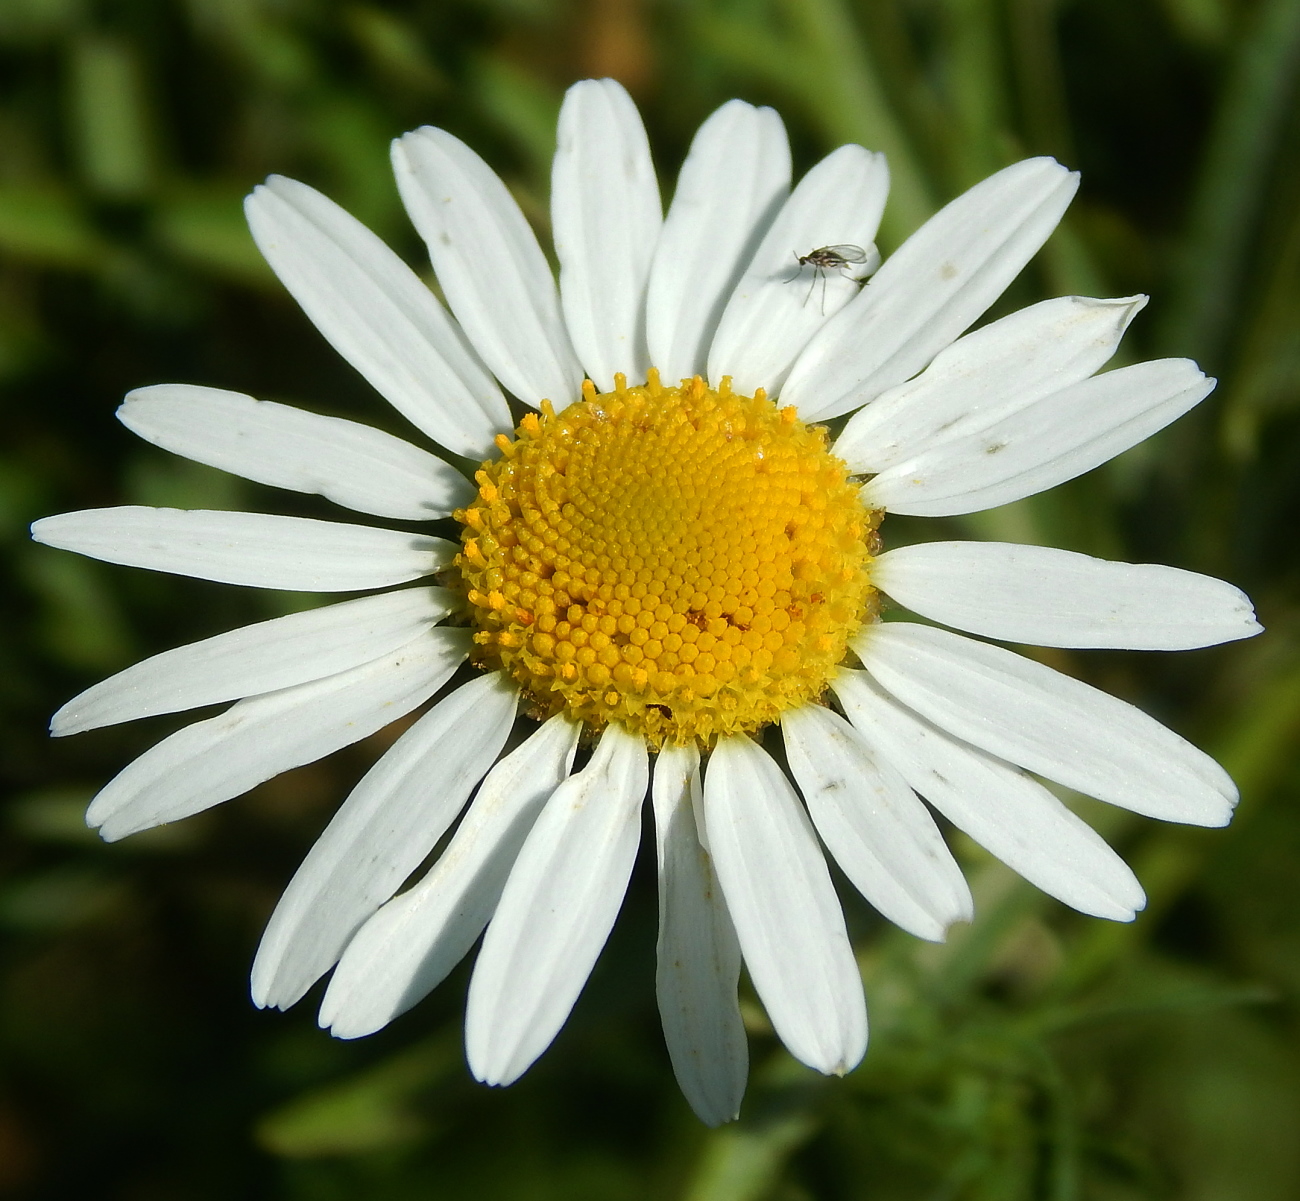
820, 243, 871, 264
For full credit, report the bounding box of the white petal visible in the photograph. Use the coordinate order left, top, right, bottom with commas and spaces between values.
652, 743, 747, 1126
552, 79, 662, 391
708, 145, 889, 397
31, 507, 454, 591
86, 629, 471, 842
863, 359, 1215, 516
393, 127, 584, 409
119, 385, 473, 521
646, 100, 791, 384
855, 622, 1237, 826
783, 158, 1079, 421
53, 586, 455, 736
702, 735, 867, 1076
251, 671, 518, 1010
781, 704, 972, 940
834, 295, 1147, 473
466, 723, 648, 1086
320, 713, 580, 1038
832, 669, 1146, 920
244, 176, 509, 459
873, 542, 1263, 650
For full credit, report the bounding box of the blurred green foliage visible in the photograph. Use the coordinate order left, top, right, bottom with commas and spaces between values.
2, 0, 1299, 1197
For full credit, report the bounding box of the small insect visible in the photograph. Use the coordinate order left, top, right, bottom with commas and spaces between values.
792, 243, 877, 312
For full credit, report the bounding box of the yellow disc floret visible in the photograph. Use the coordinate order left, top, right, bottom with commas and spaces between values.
454, 371, 880, 749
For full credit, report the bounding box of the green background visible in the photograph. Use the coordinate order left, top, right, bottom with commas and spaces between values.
2, 0, 1300, 1196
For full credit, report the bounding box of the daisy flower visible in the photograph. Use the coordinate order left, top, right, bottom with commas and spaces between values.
32, 79, 1261, 1126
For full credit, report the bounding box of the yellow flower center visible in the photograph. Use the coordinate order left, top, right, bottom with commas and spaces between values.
454, 371, 880, 749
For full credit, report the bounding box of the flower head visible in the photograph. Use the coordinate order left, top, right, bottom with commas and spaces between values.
32, 78, 1261, 1125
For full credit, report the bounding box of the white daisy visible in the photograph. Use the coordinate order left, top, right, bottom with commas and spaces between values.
31, 78, 1261, 1126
